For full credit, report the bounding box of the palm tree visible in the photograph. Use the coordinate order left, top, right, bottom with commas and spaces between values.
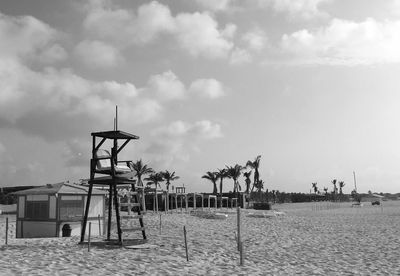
243, 171, 252, 194
131, 160, 154, 190
162, 170, 179, 192
255, 179, 264, 193
226, 164, 243, 193
246, 155, 261, 193
332, 179, 337, 201
338, 181, 345, 201
312, 182, 318, 201
202, 171, 218, 194
338, 181, 345, 195
323, 187, 328, 200
312, 182, 318, 194
215, 168, 228, 195
145, 172, 164, 190
271, 189, 275, 203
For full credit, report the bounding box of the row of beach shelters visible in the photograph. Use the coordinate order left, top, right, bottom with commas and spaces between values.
13, 182, 106, 238
360, 193, 386, 203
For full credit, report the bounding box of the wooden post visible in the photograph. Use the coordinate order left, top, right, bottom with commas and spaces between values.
107, 184, 112, 240
159, 213, 162, 235
237, 205, 241, 251
239, 241, 244, 266
5, 217, 8, 245
155, 191, 159, 213
165, 192, 167, 214
88, 222, 91, 252
127, 194, 131, 215
98, 215, 101, 236
183, 226, 189, 261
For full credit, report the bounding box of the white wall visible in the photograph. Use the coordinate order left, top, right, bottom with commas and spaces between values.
59, 219, 105, 237
26, 195, 48, 201
18, 196, 25, 218
84, 195, 104, 218
21, 221, 57, 238
49, 196, 57, 219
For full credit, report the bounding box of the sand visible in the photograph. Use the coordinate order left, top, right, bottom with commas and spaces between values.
1, 201, 400, 275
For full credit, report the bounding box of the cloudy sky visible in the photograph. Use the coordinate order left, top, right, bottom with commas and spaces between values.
1, 0, 400, 194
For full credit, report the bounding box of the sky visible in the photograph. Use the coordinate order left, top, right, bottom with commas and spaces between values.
1, 0, 400, 194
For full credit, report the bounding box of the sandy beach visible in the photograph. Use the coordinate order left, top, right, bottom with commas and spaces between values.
1, 201, 400, 275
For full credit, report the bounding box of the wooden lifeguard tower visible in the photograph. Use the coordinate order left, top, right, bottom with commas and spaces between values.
80, 129, 146, 245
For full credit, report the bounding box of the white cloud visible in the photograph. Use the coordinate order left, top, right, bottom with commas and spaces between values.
83, 1, 235, 59
0, 12, 61, 61
153, 120, 191, 137
38, 44, 68, 64
84, 0, 174, 45
0, 58, 161, 141
153, 120, 222, 140
189, 79, 226, 99
194, 0, 232, 12
133, 1, 176, 43
242, 28, 268, 51
392, 0, 400, 16
147, 71, 186, 101
280, 18, 400, 65
230, 48, 252, 65
146, 120, 223, 167
256, 0, 331, 20
74, 40, 122, 68
174, 12, 234, 59
221, 23, 237, 39
192, 120, 223, 139
0, 141, 5, 154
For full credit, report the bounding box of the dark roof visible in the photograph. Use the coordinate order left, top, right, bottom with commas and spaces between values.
91, 130, 139, 140
12, 182, 106, 196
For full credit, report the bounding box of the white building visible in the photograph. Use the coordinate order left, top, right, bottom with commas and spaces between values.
13, 182, 106, 238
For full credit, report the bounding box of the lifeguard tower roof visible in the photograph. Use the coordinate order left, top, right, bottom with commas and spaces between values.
91, 130, 139, 140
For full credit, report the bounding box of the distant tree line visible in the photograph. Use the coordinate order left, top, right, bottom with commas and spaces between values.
0, 186, 35, 204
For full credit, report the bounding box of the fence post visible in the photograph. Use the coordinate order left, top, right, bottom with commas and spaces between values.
237, 206, 241, 251
88, 222, 91, 252
183, 226, 189, 261
98, 215, 101, 236
5, 217, 8, 245
239, 241, 244, 266
159, 214, 162, 235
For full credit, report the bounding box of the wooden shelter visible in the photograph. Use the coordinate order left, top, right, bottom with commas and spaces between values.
13, 182, 105, 238
80, 130, 146, 245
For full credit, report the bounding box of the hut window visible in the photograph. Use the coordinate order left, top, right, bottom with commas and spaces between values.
59, 200, 83, 220
26, 201, 49, 220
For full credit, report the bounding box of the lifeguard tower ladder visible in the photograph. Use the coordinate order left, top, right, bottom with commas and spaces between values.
80, 130, 146, 245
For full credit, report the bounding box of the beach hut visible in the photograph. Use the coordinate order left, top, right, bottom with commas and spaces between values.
13, 182, 106, 238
